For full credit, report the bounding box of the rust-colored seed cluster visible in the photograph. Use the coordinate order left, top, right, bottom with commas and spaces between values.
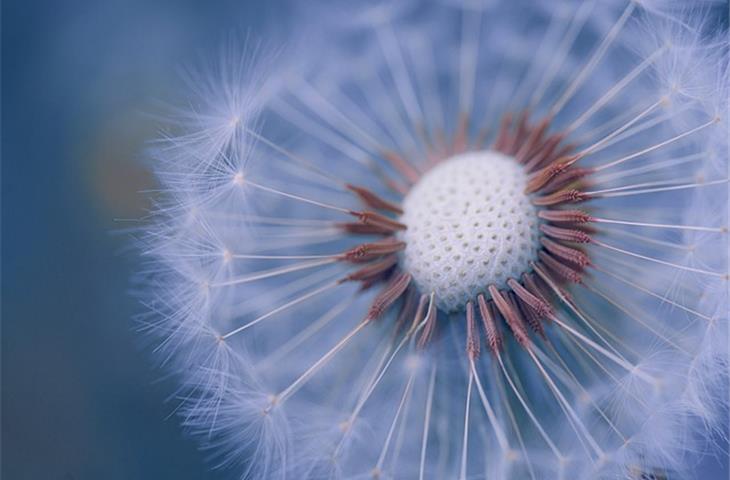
332, 111, 598, 356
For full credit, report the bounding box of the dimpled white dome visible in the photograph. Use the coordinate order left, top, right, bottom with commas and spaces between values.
400, 151, 540, 312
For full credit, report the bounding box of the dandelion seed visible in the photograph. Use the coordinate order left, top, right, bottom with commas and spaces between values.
138, 1, 729, 479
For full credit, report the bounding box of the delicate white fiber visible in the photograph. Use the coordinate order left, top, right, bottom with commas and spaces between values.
135, 1, 729, 479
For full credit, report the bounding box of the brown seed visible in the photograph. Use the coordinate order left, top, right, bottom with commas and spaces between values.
365, 272, 412, 322
346, 184, 403, 215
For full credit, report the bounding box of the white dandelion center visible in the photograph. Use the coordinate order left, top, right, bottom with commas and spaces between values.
400, 151, 540, 312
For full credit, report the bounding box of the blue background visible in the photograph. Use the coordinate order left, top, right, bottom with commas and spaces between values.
1, 0, 727, 478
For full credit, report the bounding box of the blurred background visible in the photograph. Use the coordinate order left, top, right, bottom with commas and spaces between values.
2, 0, 291, 478
1, 0, 727, 479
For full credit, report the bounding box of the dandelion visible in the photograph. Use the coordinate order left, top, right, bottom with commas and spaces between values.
138, 1, 729, 479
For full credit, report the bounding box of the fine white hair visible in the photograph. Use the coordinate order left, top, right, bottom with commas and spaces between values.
137, 1, 728, 479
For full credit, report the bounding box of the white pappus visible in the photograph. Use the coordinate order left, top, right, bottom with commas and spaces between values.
136, 1, 729, 479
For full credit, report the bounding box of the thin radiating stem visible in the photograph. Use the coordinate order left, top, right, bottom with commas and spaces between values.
593, 118, 719, 172
592, 217, 726, 233
594, 239, 727, 277
274, 320, 369, 406
587, 178, 728, 198
246, 180, 352, 214
528, 348, 604, 458
419, 365, 437, 480
211, 258, 338, 288
496, 352, 563, 459
221, 278, 342, 338
458, 369, 474, 480
374, 372, 416, 476
549, 1, 636, 116
565, 47, 665, 133
470, 359, 510, 452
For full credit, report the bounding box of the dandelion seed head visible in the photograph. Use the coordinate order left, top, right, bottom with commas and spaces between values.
135, 1, 729, 479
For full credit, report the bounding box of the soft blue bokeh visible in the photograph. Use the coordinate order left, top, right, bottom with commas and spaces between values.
2, 0, 288, 478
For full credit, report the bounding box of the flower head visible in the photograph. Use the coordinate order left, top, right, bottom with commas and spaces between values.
138, 1, 729, 478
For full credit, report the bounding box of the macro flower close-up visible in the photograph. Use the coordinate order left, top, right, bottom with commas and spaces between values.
135, 1, 728, 479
